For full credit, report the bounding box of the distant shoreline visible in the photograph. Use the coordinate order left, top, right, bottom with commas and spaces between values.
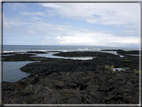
2, 49, 141, 61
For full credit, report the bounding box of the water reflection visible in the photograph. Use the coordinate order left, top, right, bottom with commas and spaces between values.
3, 61, 35, 82
35, 52, 94, 60
113, 67, 129, 71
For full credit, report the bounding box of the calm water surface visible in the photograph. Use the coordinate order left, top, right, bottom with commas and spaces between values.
3, 61, 36, 82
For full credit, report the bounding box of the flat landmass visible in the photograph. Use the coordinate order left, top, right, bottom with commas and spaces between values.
2, 50, 140, 104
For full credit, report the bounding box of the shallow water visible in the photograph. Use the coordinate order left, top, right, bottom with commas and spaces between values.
100, 50, 118, 55
127, 54, 140, 56
100, 50, 125, 57
2, 61, 36, 82
113, 67, 129, 71
35, 52, 95, 60
35, 50, 125, 60
66, 57, 94, 60
2, 54, 15, 56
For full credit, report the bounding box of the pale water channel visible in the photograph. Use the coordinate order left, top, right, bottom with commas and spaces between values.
35, 52, 95, 60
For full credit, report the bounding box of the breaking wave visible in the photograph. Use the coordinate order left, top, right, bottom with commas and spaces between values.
78, 47, 88, 50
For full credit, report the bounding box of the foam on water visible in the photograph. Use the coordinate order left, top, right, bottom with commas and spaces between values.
57, 50, 68, 52
3, 50, 68, 53
78, 47, 88, 50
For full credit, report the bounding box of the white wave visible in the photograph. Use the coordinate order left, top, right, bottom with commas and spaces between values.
47, 50, 68, 52
58, 50, 68, 52
78, 47, 88, 50
3, 50, 27, 53
3, 51, 17, 53
3, 50, 48, 53
3, 49, 68, 54
27, 50, 47, 52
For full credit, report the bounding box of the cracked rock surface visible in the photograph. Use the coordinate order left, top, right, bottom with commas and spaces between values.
2, 50, 140, 104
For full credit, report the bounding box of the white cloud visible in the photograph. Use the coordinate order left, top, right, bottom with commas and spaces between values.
7, 3, 26, 10
46, 37, 50, 39
3, 3, 140, 47
40, 3, 140, 27
3, 14, 10, 30
41, 3, 61, 9
4, 15, 139, 46
29, 30, 36, 34
4, 16, 75, 35
54, 31, 139, 46
20, 12, 45, 16
31, 16, 42, 21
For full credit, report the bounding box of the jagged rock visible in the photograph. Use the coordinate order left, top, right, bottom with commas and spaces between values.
2, 82, 15, 91
44, 95, 66, 104
2, 51, 139, 104
67, 98, 80, 104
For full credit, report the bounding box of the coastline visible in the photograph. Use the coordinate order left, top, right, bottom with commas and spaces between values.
2, 50, 140, 104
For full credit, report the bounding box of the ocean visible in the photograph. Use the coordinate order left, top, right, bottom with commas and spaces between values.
3, 45, 139, 53
1, 45, 139, 82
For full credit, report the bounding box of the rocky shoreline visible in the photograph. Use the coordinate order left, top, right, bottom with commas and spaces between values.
2, 50, 140, 104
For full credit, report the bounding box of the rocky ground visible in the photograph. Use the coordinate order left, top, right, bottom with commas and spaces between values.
2, 50, 140, 104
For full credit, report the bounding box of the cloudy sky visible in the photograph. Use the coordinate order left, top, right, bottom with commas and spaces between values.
3, 3, 140, 47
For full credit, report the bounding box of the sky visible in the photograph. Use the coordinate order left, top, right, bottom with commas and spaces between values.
2, 2, 140, 47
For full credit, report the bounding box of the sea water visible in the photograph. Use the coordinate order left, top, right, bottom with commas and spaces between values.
2, 61, 35, 82
2, 45, 139, 58
3, 45, 138, 53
